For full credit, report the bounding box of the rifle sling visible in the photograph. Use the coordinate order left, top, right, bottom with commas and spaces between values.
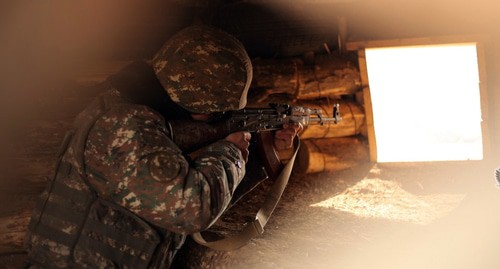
191, 137, 300, 251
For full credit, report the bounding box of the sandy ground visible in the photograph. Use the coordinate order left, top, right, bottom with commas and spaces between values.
176, 155, 500, 269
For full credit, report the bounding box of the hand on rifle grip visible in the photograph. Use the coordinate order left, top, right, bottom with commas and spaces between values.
274, 123, 303, 150
225, 131, 251, 162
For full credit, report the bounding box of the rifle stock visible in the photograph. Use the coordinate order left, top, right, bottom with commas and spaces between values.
167, 120, 228, 153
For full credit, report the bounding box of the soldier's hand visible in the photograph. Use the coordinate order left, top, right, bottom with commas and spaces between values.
274, 123, 303, 150
225, 131, 251, 162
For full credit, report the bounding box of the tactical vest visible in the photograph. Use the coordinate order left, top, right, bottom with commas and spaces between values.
25, 92, 185, 268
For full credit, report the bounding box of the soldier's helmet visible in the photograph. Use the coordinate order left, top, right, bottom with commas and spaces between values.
151, 25, 253, 114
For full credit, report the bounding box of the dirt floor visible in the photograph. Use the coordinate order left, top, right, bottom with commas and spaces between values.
2, 136, 500, 269
175, 152, 500, 269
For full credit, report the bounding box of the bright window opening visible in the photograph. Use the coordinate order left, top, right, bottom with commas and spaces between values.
365, 43, 483, 162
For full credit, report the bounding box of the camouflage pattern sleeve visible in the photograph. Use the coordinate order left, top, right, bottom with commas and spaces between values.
84, 104, 245, 234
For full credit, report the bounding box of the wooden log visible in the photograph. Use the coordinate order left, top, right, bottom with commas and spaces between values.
297, 99, 366, 139
0, 123, 69, 255
250, 54, 361, 102
0, 211, 31, 254
295, 137, 369, 174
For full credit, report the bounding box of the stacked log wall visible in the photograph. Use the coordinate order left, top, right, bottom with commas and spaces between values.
249, 53, 370, 174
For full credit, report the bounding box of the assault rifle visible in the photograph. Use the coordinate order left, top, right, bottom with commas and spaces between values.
169, 103, 341, 156
219, 102, 341, 133
169, 102, 341, 200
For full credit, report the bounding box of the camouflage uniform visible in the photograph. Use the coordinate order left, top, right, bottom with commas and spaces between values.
25, 88, 246, 268
25, 25, 252, 268
85, 89, 245, 232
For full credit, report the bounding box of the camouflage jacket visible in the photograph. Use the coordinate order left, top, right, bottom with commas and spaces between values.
84, 90, 246, 234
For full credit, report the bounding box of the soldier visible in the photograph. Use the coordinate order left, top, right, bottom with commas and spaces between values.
24, 25, 301, 268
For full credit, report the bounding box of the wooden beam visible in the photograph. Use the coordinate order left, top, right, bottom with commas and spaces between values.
475, 41, 491, 160
346, 34, 489, 51
356, 49, 377, 162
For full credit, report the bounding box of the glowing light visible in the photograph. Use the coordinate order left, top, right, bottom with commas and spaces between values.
365, 43, 483, 162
